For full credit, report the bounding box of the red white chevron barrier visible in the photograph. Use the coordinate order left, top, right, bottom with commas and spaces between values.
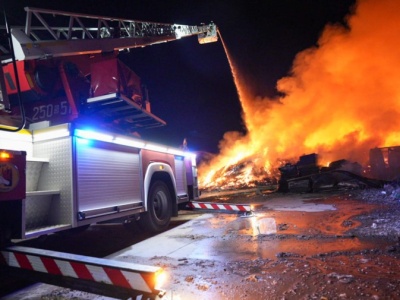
187, 201, 252, 212
0, 246, 162, 295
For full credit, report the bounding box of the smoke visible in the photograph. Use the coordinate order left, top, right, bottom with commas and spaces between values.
199, 0, 400, 188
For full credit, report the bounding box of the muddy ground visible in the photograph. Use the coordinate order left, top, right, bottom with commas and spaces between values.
176, 187, 400, 300
1, 186, 400, 300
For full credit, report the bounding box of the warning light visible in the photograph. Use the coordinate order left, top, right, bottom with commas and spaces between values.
0, 151, 12, 160
155, 269, 167, 290
159, 165, 164, 170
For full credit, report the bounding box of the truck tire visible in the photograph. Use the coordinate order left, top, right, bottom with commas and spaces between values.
139, 180, 172, 232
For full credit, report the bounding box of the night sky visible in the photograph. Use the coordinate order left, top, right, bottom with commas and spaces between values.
3, 0, 355, 153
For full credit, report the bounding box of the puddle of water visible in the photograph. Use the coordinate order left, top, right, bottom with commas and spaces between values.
210, 234, 379, 261
262, 198, 336, 212
196, 209, 390, 262
251, 217, 277, 235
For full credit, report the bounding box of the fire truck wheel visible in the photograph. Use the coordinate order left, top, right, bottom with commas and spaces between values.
139, 180, 172, 232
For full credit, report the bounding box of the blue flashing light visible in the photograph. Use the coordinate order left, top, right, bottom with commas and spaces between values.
76, 137, 90, 146
74, 129, 113, 143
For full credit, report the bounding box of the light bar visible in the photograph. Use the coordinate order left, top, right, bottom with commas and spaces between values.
145, 144, 167, 153
166, 148, 185, 156
0, 129, 32, 142
33, 125, 70, 142
114, 137, 145, 148
74, 129, 113, 143
73, 128, 195, 159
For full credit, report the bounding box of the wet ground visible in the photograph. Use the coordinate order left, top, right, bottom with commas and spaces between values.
2, 188, 400, 299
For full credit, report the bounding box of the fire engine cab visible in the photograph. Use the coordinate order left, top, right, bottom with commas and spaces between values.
0, 7, 218, 246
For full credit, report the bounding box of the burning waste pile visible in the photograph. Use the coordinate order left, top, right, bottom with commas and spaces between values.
198, 0, 400, 193
199, 148, 400, 194
197, 153, 277, 192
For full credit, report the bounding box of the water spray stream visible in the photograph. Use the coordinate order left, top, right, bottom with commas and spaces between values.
198, 31, 273, 190
217, 30, 244, 108
199, 0, 400, 191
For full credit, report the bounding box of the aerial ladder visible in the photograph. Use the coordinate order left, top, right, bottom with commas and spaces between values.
0, 6, 217, 131
0, 7, 217, 299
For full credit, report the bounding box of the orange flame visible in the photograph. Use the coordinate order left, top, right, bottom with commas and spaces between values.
199, 0, 400, 189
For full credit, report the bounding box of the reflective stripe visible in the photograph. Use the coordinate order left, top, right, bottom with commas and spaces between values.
188, 201, 251, 212
0, 246, 160, 294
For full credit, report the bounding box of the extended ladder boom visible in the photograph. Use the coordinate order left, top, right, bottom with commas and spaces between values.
4, 7, 218, 61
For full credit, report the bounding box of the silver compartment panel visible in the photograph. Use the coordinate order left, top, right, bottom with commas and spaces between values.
32, 137, 74, 226
75, 138, 142, 212
174, 157, 187, 196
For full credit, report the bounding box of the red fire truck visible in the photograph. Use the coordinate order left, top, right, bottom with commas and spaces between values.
0, 7, 218, 246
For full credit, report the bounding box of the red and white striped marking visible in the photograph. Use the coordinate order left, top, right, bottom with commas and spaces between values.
188, 201, 251, 212
0, 246, 160, 294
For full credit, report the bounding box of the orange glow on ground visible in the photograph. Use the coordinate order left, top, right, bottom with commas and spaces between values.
199, 0, 400, 189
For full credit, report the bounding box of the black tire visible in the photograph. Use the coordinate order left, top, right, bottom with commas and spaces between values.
139, 180, 172, 232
